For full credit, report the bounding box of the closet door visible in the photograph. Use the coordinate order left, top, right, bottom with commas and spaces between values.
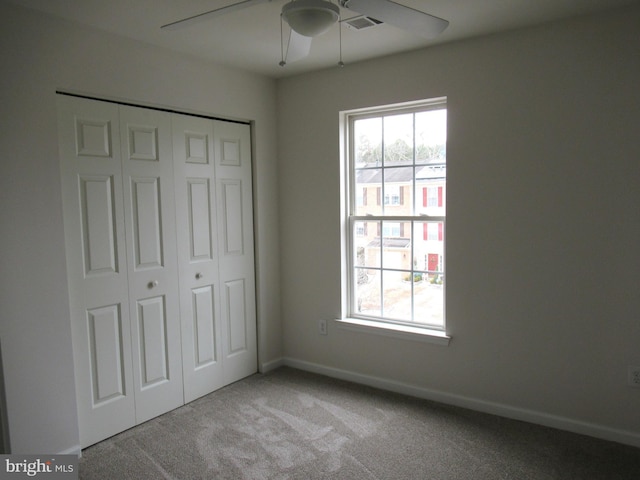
58, 96, 135, 447
119, 106, 184, 422
214, 121, 257, 385
172, 114, 225, 403
60, 95, 258, 447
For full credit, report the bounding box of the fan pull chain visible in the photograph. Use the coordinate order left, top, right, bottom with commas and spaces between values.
279, 14, 286, 66
338, 11, 344, 67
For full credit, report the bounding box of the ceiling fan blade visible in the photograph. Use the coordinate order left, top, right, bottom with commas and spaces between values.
285, 30, 313, 63
162, 0, 272, 30
340, 0, 448, 38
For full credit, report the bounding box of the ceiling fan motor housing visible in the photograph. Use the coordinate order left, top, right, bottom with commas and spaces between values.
281, 0, 340, 37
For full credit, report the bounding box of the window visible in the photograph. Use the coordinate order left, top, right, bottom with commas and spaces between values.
424, 222, 443, 241
424, 186, 443, 207
383, 185, 402, 205
344, 99, 447, 332
382, 222, 402, 237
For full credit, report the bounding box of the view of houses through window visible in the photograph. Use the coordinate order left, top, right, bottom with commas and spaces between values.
347, 100, 446, 329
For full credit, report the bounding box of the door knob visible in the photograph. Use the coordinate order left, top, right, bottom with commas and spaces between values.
148, 280, 159, 289
195, 273, 203, 280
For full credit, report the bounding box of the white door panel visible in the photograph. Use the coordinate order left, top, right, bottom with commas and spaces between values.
130, 176, 163, 269
172, 114, 225, 403
214, 121, 257, 385
187, 178, 214, 260
192, 285, 217, 367
79, 175, 119, 275
87, 304, 127, 403
224, 279, 248, 355
119, 106, 183, 423
136, 296, 169, 385
220, 179, 244, 256
58, 96, 135, 447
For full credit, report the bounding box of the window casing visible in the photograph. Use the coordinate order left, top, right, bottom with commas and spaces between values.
345, 99, 447, 331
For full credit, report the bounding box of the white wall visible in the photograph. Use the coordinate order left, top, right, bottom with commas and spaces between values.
0, 2, 281, 453
277, 5, 640, 444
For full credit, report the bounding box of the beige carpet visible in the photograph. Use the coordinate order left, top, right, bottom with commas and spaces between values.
79, 367, 640, 479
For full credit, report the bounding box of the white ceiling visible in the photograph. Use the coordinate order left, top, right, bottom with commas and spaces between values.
7, 0, 639, 78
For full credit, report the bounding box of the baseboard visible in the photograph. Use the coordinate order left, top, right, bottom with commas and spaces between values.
260, 357, 286, 373
58, 444, 82, 457
281, 357, 640, 449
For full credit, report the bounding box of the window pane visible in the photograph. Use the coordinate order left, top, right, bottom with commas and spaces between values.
354, 117, 382, 167
415, 109, 446, 165
354, 168, 381, 216
415, 180, 445, 216
381, 221, 411, 270
354, 220, 380, 268
382, 167, 413, 214
414, 281, 444, 327
414, 222, 444, 275
354, 269, 381, 317
382, 270, 412, 322
384, 114, 413, 166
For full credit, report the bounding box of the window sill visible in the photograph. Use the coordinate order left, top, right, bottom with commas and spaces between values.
335, 318, 451, 346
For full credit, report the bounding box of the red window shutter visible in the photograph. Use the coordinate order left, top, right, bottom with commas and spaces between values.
400, 223, 405, 237
438, 222, 443, 241
377, 222, 381, 237
376, 187, 381, 205
438, 186, 443, 207
423, 223, 428, 240
363, 187, 367, 206
423, 187, 427, 207
400, 186, 404, 205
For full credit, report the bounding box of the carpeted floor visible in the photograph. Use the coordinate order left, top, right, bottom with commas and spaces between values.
79, 367, 640, 479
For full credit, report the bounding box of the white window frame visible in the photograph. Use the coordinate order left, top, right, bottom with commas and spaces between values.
339, 98, 450, 345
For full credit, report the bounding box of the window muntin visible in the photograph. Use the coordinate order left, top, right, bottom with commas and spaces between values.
347, 100, 446, 330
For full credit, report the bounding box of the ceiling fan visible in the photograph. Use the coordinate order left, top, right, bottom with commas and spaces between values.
161, 0, 449, 66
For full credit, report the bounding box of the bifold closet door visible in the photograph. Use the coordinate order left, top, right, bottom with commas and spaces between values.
172, 114, 225, 403
58, 97, 135, 447
59, 95, 258, 447
172, 115, 257, 401
118, 105, 184, 424
59, 96, 184, 446
213, 120, 257, 385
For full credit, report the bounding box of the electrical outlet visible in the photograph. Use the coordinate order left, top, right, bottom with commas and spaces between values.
318, 319, 328, 336
628, 366, 640, 388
